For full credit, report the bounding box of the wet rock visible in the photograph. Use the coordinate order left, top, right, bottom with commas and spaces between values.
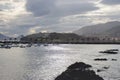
103, 66, 109, 69
97, 66, 109, 72
99, 49, 119, 54
97, 69, 105, 72
94, 58, 107, 61
55, 62, 104, 80
111, 59, 117, 61
68, 62, 92, 70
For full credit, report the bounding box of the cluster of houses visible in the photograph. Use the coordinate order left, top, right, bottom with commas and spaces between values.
20, 33, 120, 44
0, 33, 120, 44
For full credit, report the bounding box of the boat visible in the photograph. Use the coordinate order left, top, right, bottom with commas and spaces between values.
4, 46, 11, 49
0, 45, 11, 49
20, 45, 26, 48
43, 44, 49, 46
26, 44, 32, 47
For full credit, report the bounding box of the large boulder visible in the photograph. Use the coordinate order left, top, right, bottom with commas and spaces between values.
55, 62, 104, 80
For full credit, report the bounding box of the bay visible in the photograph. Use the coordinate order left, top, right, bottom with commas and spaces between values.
0, 44, 120, 80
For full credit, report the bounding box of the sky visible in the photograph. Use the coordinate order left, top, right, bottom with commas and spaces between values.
0, 0, 120, 37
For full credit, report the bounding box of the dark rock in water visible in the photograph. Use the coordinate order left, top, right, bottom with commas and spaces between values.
99, 51, 118, 54
99, 49, 119, 54
68, 62, 92, 70
97, 69, 105, 72
111, 59, 117, 61
108, 49, 119, 51
55, 62, 104, 80
94, 58, 107, 61
97, 66, 109, 72
103, 66, 109, 69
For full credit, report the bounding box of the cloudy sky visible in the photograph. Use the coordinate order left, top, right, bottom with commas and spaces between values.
0, 0, 120, 37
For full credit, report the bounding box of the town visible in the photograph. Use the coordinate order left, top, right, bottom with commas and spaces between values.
0, 32, 120, 45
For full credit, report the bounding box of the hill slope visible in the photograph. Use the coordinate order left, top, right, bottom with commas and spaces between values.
74, 21, 120, 37
0, 33, 9, 40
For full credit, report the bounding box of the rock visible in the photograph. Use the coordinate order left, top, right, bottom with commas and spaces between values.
97, 69, 105, 72
68, 62, 92, 70
97, 66, 109, 72
94, 58, 108, 61
99, 49, 119, 54
111, 59, 117, 61
103, 66, 109, 69
55, 62, 104, 80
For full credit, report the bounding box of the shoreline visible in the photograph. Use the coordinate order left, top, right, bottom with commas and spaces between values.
1, 41, 120, 44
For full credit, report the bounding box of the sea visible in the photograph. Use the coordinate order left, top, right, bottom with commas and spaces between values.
0, 44, 120, 80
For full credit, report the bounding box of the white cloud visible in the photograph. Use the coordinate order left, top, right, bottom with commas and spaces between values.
0, 0, 28, 23
28, 26, 41, 34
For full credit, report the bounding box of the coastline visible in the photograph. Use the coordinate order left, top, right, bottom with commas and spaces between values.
1, 41, 120, 44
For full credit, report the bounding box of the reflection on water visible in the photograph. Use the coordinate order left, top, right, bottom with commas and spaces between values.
0, 44, 120, 80
0, 48, 27, 80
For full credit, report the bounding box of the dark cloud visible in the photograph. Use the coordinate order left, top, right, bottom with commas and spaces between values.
101, 0, 120, 5
26, 0, 99, 17
53, 2, 98, 17
26, 0, 56, 16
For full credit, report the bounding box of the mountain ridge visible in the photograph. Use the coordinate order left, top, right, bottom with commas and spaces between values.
0, 33, 10, 40
74, 21, 120, 37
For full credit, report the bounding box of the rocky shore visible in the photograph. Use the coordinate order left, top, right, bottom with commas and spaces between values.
55, 62, 104, 80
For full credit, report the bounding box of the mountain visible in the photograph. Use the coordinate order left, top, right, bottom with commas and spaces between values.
21, 32, 83, 43
0, 33, 9, 40
74, 21, 120, 37
22, 32, 81, 40
23, 32, 50, 39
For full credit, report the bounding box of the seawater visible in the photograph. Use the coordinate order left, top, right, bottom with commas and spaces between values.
0, 44, 120, 80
